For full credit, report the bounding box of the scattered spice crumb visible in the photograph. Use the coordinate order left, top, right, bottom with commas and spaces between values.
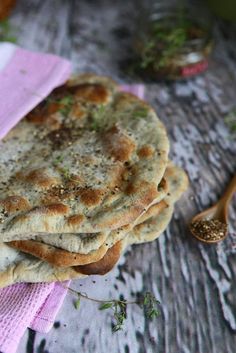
150, 336, 156, 344
53, 321, 60, 329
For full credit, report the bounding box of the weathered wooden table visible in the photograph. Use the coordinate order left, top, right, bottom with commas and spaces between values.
8, 0, 236, 352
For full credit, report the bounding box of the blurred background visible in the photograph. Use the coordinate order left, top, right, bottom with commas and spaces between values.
1, 0, 236, 137
1, 0, 236, 83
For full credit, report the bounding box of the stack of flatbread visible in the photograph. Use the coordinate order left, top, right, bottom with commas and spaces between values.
0, 74, 188, 288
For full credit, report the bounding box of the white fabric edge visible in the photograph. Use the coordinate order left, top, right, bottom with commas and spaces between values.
0, 42, 17, 72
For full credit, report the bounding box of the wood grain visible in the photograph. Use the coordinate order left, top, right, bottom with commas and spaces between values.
7, 0, 236, 352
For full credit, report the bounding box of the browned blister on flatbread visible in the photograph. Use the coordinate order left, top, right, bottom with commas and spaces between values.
75, 241, 123, 275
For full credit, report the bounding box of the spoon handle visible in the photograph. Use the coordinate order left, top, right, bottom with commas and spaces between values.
220, 174, 236, 209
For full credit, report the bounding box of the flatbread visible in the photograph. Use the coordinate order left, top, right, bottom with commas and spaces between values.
33, 178, 167, 254
0, 242, 86, 288
75, 241, 123, 275
7, 164, 188, 266
1, 162, 186, 260
126, 205, 174, 245
164, 162, 189, 205
0, 74, 169, 238
0, 177, 168, 251
6, 240, 110, 267
127, 163, 189, 245
0, 205, 167, 287
75, 164, 189, 273
0, 164, 188, 287
0, 240, 123, 288
0, 205, 172, 287
75, 206, 174, 275
7, 202, 166, 267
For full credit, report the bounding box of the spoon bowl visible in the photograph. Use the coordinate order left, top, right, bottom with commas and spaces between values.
189, 174, 236, 244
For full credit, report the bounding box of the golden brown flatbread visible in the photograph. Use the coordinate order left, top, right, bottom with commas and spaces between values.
0, 164, 188, 288
7, 200, 167, 267
0, 74, 169, 238
75, 241, 123, 276
7, 240, 109, 267
6, 164, 188, 268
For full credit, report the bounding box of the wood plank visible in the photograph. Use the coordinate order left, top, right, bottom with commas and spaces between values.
6, 0, 236, 352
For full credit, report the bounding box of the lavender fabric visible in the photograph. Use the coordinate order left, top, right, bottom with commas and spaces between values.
0, 42, 145, 353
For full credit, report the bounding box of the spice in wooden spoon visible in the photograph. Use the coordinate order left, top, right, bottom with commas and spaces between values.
189, 174, 236, 244
190, 219, 228, 242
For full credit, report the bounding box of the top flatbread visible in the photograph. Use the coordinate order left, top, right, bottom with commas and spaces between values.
0, 74, 169, 237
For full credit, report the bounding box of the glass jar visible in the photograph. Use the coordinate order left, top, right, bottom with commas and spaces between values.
132, 1, 213, 80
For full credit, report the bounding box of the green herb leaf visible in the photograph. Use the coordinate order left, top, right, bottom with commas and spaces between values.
74, 295, 81, 310
147, 308, 160, 319
53, 155, 64, 165
143, 292, 161, 320
143, 294, 149, 306
58, 95, 74, 116
5, 35, 17, 43
59, 96, 73, 105
61, 167, 71, 179
133, 108, 149, 118
0, 20, 17, 43
112, 302, 127, 332
99, 302, 113, 310
91, 105, 106, 131
225, 109, 236, 138
45, 95, 74, 116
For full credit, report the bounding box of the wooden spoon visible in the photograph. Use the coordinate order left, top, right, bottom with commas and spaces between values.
190, 174, 236, 244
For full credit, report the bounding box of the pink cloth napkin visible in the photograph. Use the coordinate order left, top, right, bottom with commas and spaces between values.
0, 42, 145, 353
0, 43, 72, 353
0, 42, 71, 139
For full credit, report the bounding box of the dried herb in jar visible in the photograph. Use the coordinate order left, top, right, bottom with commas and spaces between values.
130, 3, 213, 80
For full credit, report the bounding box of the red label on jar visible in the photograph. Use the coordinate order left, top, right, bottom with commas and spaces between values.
181, 60, 208, 77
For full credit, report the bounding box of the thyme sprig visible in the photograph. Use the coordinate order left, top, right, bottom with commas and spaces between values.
63, 284, 161, 332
